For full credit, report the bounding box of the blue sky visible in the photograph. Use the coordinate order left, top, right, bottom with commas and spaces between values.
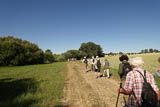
0, 0, 160, 54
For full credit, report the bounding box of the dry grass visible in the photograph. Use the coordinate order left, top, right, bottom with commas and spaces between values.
102, 53, 160, 73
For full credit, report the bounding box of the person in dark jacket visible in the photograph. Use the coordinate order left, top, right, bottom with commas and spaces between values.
118, 54, 131, 79
95, 56, 102, 78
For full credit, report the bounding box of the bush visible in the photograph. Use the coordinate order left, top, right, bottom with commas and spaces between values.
44, 49, 55, 64
63, 50, 82, 60
0, 36, 44, 66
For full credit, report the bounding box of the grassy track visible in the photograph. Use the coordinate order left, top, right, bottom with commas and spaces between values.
0, 62, 66, 107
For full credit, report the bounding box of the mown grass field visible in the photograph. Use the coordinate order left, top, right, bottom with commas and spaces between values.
1, 53, 160, 107
0, 62, 66, 107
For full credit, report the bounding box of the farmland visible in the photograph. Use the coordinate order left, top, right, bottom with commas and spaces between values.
101, 53, 160, 88
0, 53, 160, 107
103, 53, 160, 73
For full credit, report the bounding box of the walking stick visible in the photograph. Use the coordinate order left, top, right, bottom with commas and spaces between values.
116, 79, 122, 107
123, 96, 127, 106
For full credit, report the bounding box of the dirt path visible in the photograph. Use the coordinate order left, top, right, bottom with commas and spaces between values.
62, 62, 125, 107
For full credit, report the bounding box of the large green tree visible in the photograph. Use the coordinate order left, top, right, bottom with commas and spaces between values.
63, 50, 83, 60
44, 49, 55, 63
0, 36, 44, 66
79, 42, 104, 58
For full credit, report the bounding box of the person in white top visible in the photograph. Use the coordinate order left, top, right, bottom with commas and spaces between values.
82, 56, 88, 72
91, 56, 96, 72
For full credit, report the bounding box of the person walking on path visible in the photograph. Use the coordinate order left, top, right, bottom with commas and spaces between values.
82, 56, 88, 72
118, 57, 160, 107
91, 56, 96, 72
95, 56, 102, 78
118, 54, 132, 79
103, 58, 110, 79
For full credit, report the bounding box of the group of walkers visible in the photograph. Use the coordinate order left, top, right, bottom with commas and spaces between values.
117, 55, 160, 107
82, 54, 160, 107
82, 56, 110, 79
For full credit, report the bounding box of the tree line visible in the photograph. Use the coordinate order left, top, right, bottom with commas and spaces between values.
106, 49, 160, 56
0, 36, 104, 66
63, 42, 104, 60
140, 49, 160, 53
0, 36, 57, 66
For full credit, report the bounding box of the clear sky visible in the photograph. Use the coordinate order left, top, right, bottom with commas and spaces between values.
0, 0, 160, 54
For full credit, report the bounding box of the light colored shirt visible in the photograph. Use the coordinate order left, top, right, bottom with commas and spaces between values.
91, 58, 95, 64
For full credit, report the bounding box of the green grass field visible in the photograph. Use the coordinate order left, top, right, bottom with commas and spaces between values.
0, 62, 66, 107
0, 53, 160, 106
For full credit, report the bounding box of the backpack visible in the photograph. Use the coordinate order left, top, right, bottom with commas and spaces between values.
122, 62, 132, 77
104, 61, 109, 69
97, 60, 101, 67
136, 70, 158, 107
84, 58, 88, 64
92, 59, 95, 63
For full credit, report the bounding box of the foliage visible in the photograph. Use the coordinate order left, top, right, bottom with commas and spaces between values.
140, 48, 159, 54
44, 49, 55, 63
0, 36, 45, 66
54, 54, 66, 62
79, 42, 104, 58
63, 50, 82, 60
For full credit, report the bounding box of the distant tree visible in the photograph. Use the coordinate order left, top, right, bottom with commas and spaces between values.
141, 50, 145, 54
140, 48, 160, 53
44, 49, 55, 63
108, 52, 114, 56
63, 51, 72, 60
56, 55, 65, 62
149, 48, 154, 53
78, 51, 87, 59
119, 52, 123, 55
54, 54, 65, 62
63, 50, 82, 60
144, 49, 148, 53
153, 49, 159, 53
127, 53, 131, 55
79, 42, 104, 58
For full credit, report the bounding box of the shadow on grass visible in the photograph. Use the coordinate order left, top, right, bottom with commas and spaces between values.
0, 78, 38, 107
